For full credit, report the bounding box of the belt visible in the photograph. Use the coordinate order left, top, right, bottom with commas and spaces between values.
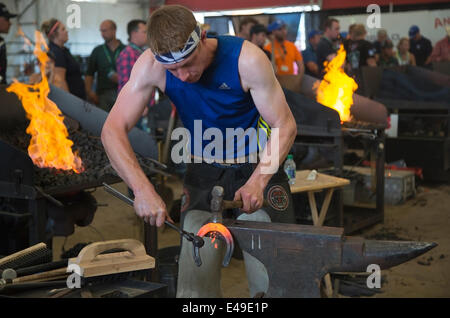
189, 153, 259, 166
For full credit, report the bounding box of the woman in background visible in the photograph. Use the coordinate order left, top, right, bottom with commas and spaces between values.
41, 19, 86, 99
396, 37, 416, 66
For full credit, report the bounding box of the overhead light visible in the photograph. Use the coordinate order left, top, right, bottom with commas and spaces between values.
194, 5, 321, 18
193, 13, 205, 24
71, 0, 118, 4
228, 20, 235, 36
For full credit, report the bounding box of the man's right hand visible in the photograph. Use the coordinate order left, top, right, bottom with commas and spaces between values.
133, 186, 173, 227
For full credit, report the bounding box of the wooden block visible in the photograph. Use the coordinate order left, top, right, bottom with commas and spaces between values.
68, 239, 155, 278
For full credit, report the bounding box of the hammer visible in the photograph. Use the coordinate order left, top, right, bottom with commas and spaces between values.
210, 186, 269, 223
204, 185, 269, 267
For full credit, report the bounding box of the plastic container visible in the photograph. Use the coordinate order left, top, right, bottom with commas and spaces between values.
284, 154, 296, 185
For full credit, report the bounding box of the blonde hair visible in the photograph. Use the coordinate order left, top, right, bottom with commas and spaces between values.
147, 5, 197, 55
41, 19, 60, 41
397, 37, 409, 51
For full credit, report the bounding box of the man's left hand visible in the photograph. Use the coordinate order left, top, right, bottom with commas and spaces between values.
234, 181, 265, 214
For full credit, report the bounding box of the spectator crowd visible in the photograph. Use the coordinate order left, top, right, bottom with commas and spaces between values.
1, 1, 449, 129
229, 17, 449, 82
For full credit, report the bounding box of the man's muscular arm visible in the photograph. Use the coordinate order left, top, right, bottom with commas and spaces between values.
101, 50, 171, 227
235, 41, 297, 213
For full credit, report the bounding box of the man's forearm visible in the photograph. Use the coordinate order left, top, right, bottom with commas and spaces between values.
101, 123, 155, 194
248, 119, 296, 187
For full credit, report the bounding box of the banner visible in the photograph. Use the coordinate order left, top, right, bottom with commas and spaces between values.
332, 9, 450, 46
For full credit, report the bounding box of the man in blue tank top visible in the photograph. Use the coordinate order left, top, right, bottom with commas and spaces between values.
102, 5, 297, 297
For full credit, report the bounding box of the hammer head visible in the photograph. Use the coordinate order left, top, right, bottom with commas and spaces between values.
210, 186, 224, 222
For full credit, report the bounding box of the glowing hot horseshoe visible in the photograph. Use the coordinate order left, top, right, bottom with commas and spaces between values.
197, 223, 234, 267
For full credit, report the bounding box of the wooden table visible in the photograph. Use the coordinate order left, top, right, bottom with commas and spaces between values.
290, 170, 350, 297
290, 170, 350, 227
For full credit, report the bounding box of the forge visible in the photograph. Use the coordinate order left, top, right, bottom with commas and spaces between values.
0, 84, 159, 255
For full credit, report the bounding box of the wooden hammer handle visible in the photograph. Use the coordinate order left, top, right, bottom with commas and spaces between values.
13, 267, 68, 284
222, 199, 269, 210
222, 200, 243, 210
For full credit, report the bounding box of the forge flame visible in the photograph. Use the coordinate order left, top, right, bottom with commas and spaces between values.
315, 44, 358, 122
6, 31, 84, 173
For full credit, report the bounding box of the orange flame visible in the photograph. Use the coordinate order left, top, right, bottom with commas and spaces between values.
315, 44, 358, 122
6, 31, 84, 173
16, 27, 33, 49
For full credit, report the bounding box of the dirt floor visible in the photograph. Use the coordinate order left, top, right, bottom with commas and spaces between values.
52, 180, 450, 298
360, 183, 450, 298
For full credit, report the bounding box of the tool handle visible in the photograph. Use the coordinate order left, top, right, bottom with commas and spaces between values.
73, 239, 146, 265
222, 199, 269, 210
223, 200, 244, 210
103, 183, 134, 206
13, 267, 68, 284
102, 183, 197, 242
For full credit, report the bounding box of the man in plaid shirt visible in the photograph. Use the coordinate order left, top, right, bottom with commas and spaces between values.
117, 19, 153, 132
117, 19, 148, 92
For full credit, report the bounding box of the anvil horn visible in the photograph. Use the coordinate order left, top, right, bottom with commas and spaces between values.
334, 237, 438, 272
362, 240, 437, 269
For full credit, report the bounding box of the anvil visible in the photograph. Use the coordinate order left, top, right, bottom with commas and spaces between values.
203, 219, 436, 298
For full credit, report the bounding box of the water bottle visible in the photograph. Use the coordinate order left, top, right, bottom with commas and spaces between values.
284, 154, 296, 185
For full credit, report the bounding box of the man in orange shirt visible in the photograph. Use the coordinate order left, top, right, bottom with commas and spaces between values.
264, 19, 304, 79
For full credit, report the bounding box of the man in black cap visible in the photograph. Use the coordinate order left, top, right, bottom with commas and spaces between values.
409, 25, 432, 68
302, 30, 322, 77
0, 2, 17, 84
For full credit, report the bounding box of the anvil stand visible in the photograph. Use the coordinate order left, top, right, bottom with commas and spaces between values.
290, 171, 350, 297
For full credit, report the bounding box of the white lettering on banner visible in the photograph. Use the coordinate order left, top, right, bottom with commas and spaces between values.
366, 4, 381, 29
66, 4, 81, 29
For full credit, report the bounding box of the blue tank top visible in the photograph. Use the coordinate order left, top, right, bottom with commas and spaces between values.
164, 36, 266, 161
